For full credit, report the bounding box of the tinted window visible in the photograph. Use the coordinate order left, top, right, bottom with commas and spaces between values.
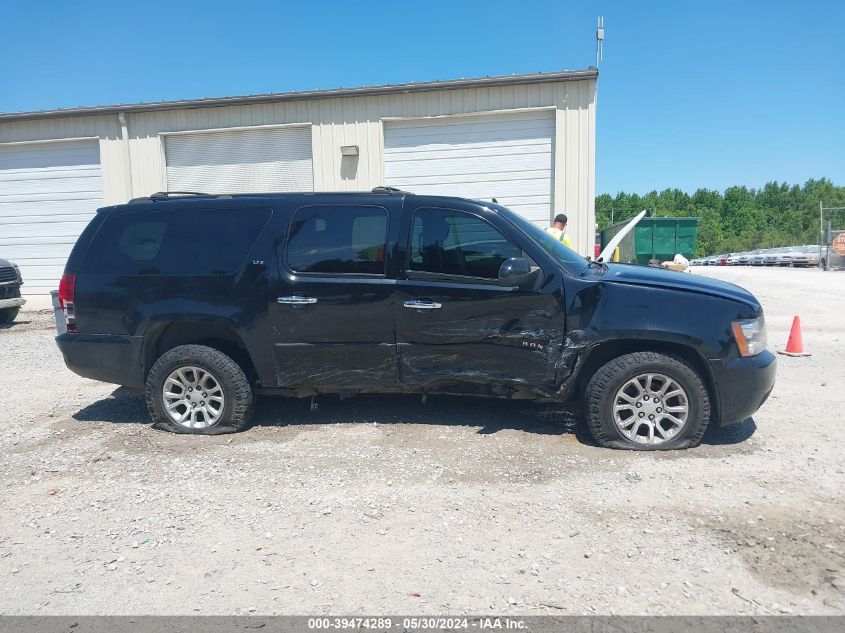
287, 205, 388, 274
409, 208, 522, 279
82, 207, 271, 275
488, 202, 587, 275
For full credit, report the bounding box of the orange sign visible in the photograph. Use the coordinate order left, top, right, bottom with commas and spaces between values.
834, 233, 845, 256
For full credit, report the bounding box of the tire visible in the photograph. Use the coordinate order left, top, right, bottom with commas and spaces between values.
585, 351, 710, 450
145, 344, 254, 434
0, 308, 19, 324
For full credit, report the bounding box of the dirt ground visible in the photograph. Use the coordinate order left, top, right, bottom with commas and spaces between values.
1, 267, 843, 616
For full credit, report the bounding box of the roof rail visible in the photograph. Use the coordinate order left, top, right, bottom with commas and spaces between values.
371, 186, 411, 195
128, 191, 220, 204
150, 191, 211, 199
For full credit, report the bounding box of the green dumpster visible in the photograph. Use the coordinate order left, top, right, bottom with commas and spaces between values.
600, 217, 700, 265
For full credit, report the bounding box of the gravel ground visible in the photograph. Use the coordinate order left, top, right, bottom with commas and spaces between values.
1, 267, 843, 616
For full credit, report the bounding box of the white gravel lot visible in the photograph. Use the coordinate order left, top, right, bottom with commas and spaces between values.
0, 266, 843, 616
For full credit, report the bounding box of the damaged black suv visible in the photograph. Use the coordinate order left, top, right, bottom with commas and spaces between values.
56, 189, 776, 450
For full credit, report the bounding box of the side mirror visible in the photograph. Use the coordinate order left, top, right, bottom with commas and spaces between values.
498, 257, 539, 289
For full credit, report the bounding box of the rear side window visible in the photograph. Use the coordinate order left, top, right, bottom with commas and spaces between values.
81, 207, 271, 275
286, 205, 388, 275
409, 207, 522, 279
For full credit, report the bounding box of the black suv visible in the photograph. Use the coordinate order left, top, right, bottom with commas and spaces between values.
56, 190, 776, 450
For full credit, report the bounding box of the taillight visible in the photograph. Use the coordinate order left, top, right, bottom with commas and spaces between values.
58, 273, 77, 332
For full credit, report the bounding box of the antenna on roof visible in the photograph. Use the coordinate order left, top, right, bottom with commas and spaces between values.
596, 16, 605, 66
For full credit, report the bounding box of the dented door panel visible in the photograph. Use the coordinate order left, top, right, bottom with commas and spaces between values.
394, 277, 567, 396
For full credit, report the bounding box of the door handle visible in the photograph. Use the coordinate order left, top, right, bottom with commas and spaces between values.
403, 300, 442, 310
277, 295, 318, 305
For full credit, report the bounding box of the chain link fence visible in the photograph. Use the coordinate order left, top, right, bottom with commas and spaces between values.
824, 228, 845, 270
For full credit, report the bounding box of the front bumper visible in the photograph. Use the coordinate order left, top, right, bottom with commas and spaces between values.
0, 297, 25, 310
708, 350, 777, 426
56, 332, 145, 389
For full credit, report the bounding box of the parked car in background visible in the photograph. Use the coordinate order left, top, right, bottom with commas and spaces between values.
726, 253, 741, 265
763, 250, 782, 266
750, 251, 767, 266
54, 189, 776, 450
777, 247, 802, 266
0, 257, 25, 324
789, 245, 821, 268
736, 251, 754, 265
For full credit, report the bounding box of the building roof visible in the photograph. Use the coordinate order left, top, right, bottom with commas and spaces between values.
0, 68, 598, 122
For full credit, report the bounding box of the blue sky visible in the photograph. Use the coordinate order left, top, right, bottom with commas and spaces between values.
1, 0, 842, 194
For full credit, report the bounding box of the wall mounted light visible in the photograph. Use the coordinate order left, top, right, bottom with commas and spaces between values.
340, 145, 359, 157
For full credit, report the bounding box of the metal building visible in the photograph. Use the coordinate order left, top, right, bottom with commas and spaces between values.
0, 69, 598, 306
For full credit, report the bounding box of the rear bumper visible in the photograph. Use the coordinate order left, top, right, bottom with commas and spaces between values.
56, 333, 145, 389
0, 297, 25, 310
709, 350, 777, 426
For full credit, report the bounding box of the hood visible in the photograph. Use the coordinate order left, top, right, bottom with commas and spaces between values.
0, 257, 14, 268
602, 263, 760, 310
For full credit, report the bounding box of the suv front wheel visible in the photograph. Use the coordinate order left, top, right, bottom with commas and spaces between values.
585, 351, 710, 450
146, 344, 254, 434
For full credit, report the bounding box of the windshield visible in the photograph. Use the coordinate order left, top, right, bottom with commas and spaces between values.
484, 202, 589, 275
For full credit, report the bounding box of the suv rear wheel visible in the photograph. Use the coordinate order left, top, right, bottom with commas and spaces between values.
146, 344, 254, 434
0, 308, 19, 324
585, 351, 710, 450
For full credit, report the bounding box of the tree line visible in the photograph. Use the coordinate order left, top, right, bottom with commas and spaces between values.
595, 179, 845, 256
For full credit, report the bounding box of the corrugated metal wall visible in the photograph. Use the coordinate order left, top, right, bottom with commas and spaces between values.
0, 79, 596, 256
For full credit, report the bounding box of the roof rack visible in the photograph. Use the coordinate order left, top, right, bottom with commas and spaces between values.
371, 186, 411, 195
128, 191, 231, 204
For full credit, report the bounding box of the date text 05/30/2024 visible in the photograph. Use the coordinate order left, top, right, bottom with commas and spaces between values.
307, 617, 527, 630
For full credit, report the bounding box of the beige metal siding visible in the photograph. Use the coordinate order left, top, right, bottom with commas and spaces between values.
163, 125, 314, 192
0, 79, 596, 255
0, 139, 102, 294
384, 110, 555, 226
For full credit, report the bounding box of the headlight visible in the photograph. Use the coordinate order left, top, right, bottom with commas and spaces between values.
12, 263, 22, 283
732, 316, 767, 357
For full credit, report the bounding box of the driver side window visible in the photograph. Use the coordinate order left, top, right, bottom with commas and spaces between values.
409, 208, 522, 280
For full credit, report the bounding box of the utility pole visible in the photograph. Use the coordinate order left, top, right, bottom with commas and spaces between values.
596, 17, 605, 67
820, 201, 823, 249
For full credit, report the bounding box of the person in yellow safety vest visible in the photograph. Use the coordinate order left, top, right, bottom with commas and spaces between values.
545, 213, 573, 248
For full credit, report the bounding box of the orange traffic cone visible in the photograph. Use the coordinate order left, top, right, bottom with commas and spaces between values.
778, 315, 811, 357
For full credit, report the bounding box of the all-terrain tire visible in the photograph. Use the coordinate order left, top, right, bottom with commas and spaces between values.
145, 344, 254, 434
0, 308, 19, 324
585, 351, 710, 450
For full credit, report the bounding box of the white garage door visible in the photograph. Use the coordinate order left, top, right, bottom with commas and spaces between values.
165, 126, 314, 193
0, 139, 102, 295
384, 111, 554, 227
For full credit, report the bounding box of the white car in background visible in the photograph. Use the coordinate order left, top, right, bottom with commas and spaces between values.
736, 251, 754, 265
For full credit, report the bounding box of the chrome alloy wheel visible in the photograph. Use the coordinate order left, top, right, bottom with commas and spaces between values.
612, 373, 689, 445
162, 366, 225, 429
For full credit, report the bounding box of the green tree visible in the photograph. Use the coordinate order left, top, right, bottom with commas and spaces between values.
595, 179, 845, 255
